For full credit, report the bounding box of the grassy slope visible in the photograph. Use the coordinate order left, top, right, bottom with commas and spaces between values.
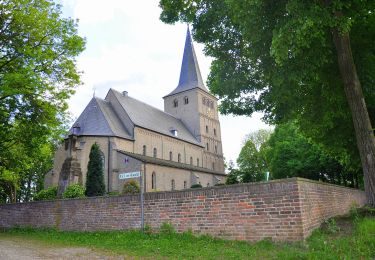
0, 208, 374, 259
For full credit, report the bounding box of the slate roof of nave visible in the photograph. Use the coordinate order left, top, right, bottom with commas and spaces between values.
108, 89, 202, 146
69, 89, 202, 146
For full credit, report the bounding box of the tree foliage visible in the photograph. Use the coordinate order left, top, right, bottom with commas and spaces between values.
85, 143, 106, 197
267, 122, 361, 187
0, 0, 85, 203
159, 0, 375, 205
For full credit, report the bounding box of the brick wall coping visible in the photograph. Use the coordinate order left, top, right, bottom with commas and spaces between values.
0, 177, 363, 207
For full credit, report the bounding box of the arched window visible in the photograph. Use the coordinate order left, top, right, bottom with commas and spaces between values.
169, 151, 173, 161
206, 125, 208, 133
99, 151, 105, 171
215, 145, 218, 153
178, 153, 181, 163
184, 96, 189, 104
190, 156, 193, 165
152, 172, 156, 190
171, 179, 175, 191
142, 145, 146, 156
153, 148, 157, 158
173, 99, 178, 107
184, 181, 187, 189
206, 143, 209, 151
214, 128, 217, 136
212, 162, 215, 170
197, 158, 199, 167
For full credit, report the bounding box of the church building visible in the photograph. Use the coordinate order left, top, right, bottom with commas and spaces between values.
45, 28, 226, 194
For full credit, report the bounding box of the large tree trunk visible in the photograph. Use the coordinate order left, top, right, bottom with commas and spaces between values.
332, 28, 375, 206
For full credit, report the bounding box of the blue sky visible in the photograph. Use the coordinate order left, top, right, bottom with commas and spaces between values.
60, 0, 271, 165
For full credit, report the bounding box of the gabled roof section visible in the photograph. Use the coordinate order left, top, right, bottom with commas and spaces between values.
108, 89, 202, 146
164, 27, 209, 98
69, 97, 132, 139
117, 150, 226, 176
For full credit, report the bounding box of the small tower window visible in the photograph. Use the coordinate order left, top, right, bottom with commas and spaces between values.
184, 96, 189, 104
206, 125, 208, 133
215, 145, 218, 153
153, 148, 157, 158
206, 143, 209, 151
169, 151, 173, 161
173, 99, 178, 107
212, 162, 215, 170
184, 181, 187, 189
142, 145, 146, 156
214, 128, 217, 136
152, 172, 156, 190
197, 158, 199, 167
171, 179, 175, 191
190, 156, 193, 165
178, 153, 181, 163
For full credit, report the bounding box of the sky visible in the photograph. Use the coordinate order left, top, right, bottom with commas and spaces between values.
60, 0, 271, 165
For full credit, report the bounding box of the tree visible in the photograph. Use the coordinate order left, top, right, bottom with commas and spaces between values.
85, 143, 106, 197
225, 160, 240, 185
267, 122, 361, 187
0, 0, 85, 202
237, 140, 264, 182
159, 0, 375, 205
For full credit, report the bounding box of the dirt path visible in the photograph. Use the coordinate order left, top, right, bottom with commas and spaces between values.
0, 237, 126, 259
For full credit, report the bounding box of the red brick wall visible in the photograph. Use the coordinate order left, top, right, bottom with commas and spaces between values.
0, 178, 366, 242
297, 179, 367, 238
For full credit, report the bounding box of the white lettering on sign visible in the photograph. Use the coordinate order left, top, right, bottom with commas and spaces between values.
119, 171, 141, 180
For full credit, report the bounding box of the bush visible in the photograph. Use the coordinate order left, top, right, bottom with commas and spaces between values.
85, 143, 106, 197
62, 184, 85, 199
214, 183, 225, 186
159, 222, 175, 235
107, 191, 120, 196
122, 180, 140, 194
33, 187, 58, 201
190, 183, 202, 189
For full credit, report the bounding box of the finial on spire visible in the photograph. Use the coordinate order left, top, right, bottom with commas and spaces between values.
93, 86, 96, 97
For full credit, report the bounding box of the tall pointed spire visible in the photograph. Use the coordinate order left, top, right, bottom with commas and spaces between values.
164, 26, 209, 98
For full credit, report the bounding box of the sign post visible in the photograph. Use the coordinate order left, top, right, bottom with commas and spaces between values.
118, 170, 144, 232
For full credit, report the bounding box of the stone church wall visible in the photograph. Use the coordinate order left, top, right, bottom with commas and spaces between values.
0, 178, 366, 242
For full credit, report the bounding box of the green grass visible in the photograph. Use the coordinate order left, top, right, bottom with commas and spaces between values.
1, 208, 374, 259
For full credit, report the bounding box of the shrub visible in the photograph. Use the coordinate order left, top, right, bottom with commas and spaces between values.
85, 143, 106, 197
159, 222, 175, 235
122, 180, 140, 194
190, 183, 202, 189
214, 183, 225, 186
33, 187, 58, 201
62, 184, 85, 199
107, 191, 120, 196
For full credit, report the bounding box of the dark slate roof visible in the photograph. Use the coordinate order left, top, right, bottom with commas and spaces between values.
69, 97, 132, 139
117, 150, 226, 176
109, 89, 202, 146
164, 27, 209, 98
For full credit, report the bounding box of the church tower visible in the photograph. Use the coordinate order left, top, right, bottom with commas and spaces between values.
164, 28, 225, 173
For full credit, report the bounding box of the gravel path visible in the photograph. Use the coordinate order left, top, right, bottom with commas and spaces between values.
0, 237, 126, 259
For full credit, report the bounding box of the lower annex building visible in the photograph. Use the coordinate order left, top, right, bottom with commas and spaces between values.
45, 28, 226, 194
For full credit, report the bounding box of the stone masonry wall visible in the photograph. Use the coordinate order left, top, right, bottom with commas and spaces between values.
0, 178, 366, 242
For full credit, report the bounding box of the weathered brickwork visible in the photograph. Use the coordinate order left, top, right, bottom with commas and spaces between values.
0, 178, 366, 242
